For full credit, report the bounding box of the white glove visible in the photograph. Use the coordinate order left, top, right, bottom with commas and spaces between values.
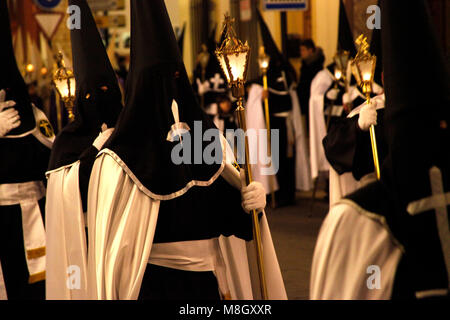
358, 100, 378, 131
240, 170, 266, 213
0, 89, 20, 137
196, 78, 210, 96
326, 88, 339, 101
92, 125, 114, 150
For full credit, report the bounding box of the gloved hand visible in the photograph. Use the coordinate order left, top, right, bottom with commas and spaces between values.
0, 89, 20, 137
93, 125, 114, 150
196, 79, 210, 96
240, 170, 266, 213
326, 88, 339, 101
358, 100, 378, 131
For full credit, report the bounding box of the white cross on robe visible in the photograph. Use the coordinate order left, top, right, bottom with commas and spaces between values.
209, 73, 225, 92
166, 99, 190, 144
407, 166, 450, 291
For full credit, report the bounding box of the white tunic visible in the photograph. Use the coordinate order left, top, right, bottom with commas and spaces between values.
86, 135, 287, 300
45, 162, 89, 300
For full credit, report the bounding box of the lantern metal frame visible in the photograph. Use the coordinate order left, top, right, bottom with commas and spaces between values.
215, 14, 250, 99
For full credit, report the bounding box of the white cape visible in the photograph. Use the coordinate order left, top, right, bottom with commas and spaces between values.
310, 199, 403, 299
308, 69, 333, 180
45, 161, 88, 299
86, 143, 287, 300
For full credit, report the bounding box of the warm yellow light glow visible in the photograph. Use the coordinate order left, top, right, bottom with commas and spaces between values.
335, 70, 342, 80
54, 76, 75, 99
363, 72, 371, 81
26, 64, 35, 73
40, 67, 48, 75
258, 46, 270, 73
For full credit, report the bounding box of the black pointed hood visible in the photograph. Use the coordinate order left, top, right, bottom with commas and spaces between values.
48, 0, 123, 170
196, 25, 225, 80
256, 9, 296, 86
381, 0, 449, 207
103, 0, 223, 199
0, 1, 35, 136
337, 0, 356, 57
177, 23, 186, 55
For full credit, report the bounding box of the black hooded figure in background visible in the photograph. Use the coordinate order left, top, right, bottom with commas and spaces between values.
45, 0, 123, 299
86, 0, 286, 300
254, 9, 312, 206
191, 26, 230, 130
311, 0, 449, 299
0, 1, 54, 300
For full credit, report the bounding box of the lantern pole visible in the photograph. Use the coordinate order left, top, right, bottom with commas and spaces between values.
258, 46, 276, 209
216, 14, 268, 300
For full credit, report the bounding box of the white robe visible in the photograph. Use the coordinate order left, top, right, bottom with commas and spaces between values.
45, 162, 88, 300
290, 84, 312, 191
245, 84, 279, 194
86, 136, 287, 300
310, 199, 403, 299
246, 83, 311, 191
309, 69, 333, 180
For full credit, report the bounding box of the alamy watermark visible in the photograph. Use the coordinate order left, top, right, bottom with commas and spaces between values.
366, 265, 381, 290
67, 5, 81, 30
366, 5, 381, 30
170, 122, 280, 176
66, 265, 81, 290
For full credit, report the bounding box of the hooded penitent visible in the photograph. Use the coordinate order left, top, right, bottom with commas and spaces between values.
256, 9, 296, 113
326, 0, 357, 80
0, 1, 35, 136
192, 25, 228, 108
348, 0, 449, 297
48, 0, 123, 170
0, 2, 52, 184
102, 0, 227, 198
337, 0, 356, 57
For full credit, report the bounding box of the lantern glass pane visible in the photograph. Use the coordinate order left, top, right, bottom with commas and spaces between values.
359, 58, 375, 82
227, 51, 247, 81
69, 77, 76, 97
341, 55, 349, 70
218, 54, 230, 82
54, 78, 70, 99
351, 62, 361, 85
